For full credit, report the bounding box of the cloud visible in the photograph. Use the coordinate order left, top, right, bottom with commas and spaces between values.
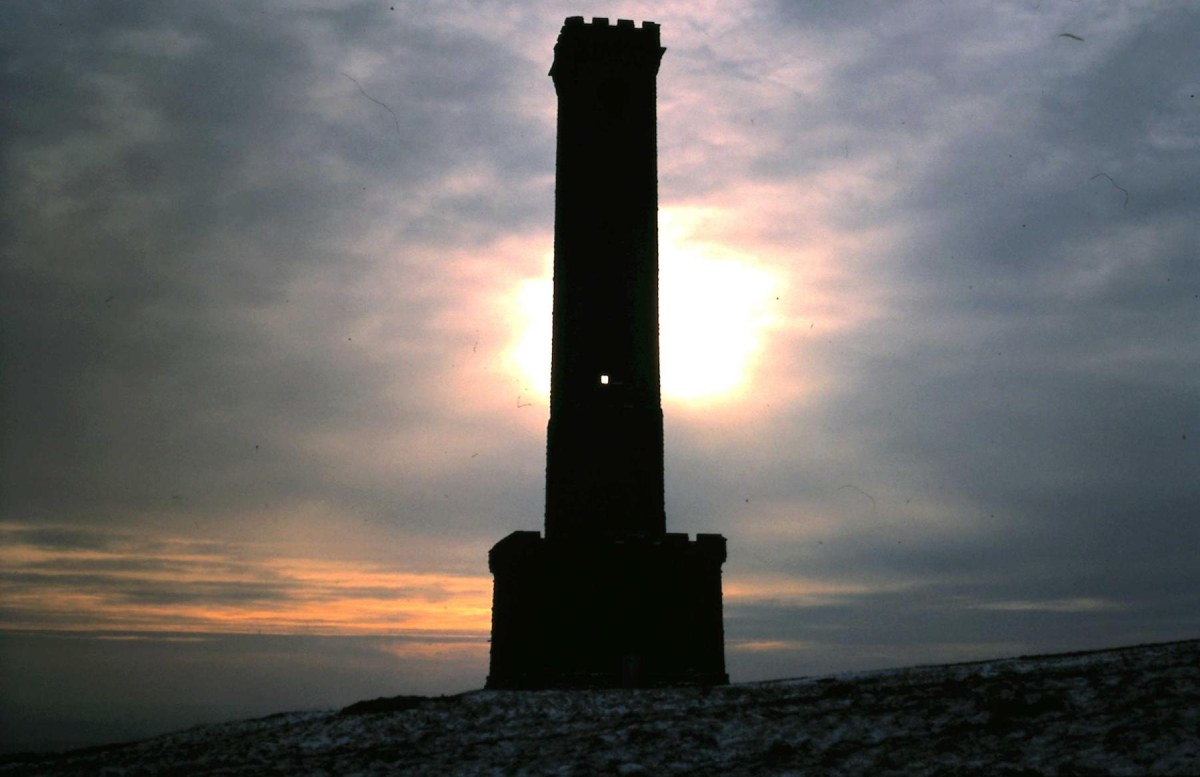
0, 523, 491, 635
1, 2, 556, 556
1, 0, 1198, 704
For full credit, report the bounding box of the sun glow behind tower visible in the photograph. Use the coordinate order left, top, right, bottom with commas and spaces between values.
510, 207, 782, 405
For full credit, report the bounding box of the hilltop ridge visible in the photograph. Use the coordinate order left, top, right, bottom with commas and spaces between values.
3, 639, 1197, 775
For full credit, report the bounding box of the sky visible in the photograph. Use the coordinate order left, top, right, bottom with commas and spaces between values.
2, 0, 1198, 753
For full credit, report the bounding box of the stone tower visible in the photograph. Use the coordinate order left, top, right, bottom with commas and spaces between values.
545, 15, 666, 541
486, 17, 728, 689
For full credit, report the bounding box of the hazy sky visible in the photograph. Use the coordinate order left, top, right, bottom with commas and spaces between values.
2, 0, 1198, 752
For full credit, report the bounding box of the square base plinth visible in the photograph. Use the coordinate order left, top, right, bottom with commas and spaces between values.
485, 531, 729, 689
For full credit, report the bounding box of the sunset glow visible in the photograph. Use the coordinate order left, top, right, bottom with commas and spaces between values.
0, 527, 492, 637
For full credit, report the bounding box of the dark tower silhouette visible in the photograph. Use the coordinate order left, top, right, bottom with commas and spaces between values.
486, 17, 728, 689
545, 15, 666, 540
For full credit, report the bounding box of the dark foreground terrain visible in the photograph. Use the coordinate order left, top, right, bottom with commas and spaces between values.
3, 639, 1197, 776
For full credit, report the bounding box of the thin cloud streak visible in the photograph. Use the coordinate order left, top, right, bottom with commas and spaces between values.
0, 524, 491, 636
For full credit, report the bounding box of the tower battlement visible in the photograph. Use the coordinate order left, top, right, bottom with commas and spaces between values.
562, 16, 660, 33
550, 17, 665, 78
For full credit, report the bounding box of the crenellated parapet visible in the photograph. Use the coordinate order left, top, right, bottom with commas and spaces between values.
549, 16, 666, 80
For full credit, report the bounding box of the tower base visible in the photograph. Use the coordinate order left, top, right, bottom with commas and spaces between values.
485, 531, 728, 689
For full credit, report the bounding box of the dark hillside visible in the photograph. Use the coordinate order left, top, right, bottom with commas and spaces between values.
3, 639, 1197, 776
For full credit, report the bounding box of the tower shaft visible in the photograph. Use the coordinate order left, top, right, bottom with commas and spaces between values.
545, 16, 666, 539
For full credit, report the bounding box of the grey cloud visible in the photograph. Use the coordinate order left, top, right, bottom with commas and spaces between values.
713, 0, 1200, 583
0, 526, 118, 552
0, 571, 297, 607
1, 2, 554, 552
725, 575, 1200, 679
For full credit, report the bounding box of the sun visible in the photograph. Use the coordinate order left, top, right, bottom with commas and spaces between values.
659, 210, 782, 403
510, 207, 781, 405
511, 276, 554, 398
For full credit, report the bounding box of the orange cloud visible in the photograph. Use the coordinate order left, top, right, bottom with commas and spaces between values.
0, 523, 492, 638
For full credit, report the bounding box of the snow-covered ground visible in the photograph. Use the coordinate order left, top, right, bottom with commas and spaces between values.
3, 639, 1197, 776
